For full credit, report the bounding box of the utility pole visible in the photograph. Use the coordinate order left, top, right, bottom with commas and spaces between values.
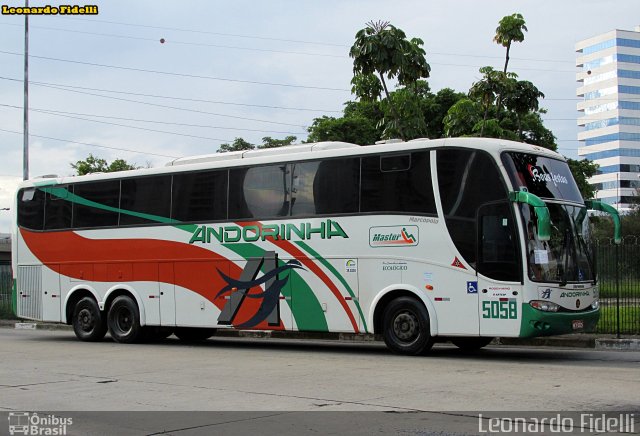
23, 0, 29, 181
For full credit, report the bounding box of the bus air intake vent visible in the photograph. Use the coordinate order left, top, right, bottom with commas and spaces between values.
17, 266, 43, 320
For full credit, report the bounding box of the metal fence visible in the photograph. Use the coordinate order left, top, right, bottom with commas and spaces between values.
594, 236, 640, 335
0, 263, 13, 319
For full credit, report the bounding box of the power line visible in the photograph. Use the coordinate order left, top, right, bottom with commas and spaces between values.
58, 16, 349, 47
0, 50, 351, 92
55, 17, 574, 65
21, 81, 311, 128
0, 22, 345, 58
2, 21, 575, 65
0, 76, 342, 113
0, 103, 306, 136
0, 128, 180, 158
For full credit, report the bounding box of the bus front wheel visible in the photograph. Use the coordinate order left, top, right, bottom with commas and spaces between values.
72, 297, 107, 342
107, 295, 144, 344
382, 296, 434, 355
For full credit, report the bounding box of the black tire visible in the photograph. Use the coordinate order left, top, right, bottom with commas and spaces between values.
174, 327, 216, 342
451, 337, 494, 351
72, 297, 107, 342
107, 295, 144, 343
382, 296, 434, 355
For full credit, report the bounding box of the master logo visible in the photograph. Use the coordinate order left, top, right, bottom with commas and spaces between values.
369, 225, 418, 247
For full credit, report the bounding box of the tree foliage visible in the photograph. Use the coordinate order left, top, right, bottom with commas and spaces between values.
494, 13, 527, 73
217, 136, 297, 153
71, 154, 138, 175
349, 20, 431, 139
566, 158, 599, 199
217, 137, 255, 153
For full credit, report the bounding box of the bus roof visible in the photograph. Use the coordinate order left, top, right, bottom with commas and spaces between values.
18, 137, 564, 188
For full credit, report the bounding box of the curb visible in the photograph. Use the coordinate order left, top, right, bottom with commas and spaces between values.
595, 338, 640, 351
496, 336, 596, 348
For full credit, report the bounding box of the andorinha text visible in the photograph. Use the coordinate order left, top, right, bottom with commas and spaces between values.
1, 4, 98, 15
189, 220, 349, 244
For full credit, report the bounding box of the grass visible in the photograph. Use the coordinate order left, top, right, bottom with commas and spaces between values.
594, 305, 640, 335
0, 304, 16, 320
598, 281, 640, 299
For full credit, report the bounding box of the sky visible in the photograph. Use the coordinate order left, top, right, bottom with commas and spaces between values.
0, 0, 638, 233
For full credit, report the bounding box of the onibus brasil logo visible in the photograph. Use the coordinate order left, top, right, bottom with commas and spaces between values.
369, 225, 419, 247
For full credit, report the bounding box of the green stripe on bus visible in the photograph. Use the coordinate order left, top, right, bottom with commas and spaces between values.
223, 243, 328, 332
41, 186, 181, 226
294, 240, 368, 333
35, 186, 330, 332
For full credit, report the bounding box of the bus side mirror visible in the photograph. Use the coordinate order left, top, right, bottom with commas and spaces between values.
585, 200, 621, 244
508, 191, 551, 241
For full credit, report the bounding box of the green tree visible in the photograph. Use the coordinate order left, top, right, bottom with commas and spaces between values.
443, 98, 481, 137
349, 20, 431, 140
350, 73, 383, 102
422, 88, 467, 138
566, 158, 599, 199
494, 13, 528, 74
306, 115, 380, 145
258, 136, 297, 149
217, 137, 255, 153
71, 154, 138, 175
503, 80, 545, 136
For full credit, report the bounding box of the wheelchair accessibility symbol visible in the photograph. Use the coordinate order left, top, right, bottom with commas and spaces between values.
467, 281, 478, 294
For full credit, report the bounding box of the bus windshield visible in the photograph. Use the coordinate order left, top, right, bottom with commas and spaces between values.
502, 152, 583, 203
502, 152, 595, 283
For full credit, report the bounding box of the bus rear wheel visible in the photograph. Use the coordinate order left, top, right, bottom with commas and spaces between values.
72, 297, 107, 342
382, 296, 433, 355
107, 296, 144, 344
451, 337, 494, 351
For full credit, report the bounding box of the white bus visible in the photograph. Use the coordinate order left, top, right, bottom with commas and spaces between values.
12, 138, 620, 355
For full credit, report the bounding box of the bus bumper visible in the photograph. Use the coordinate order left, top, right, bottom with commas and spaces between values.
519, 304, 600, 338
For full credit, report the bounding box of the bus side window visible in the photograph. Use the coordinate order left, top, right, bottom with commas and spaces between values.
73, 181, 120, 229
172, 170, 228, 223
18, 188, 45, 231
477, 202, 520, 281
437, 149, 508, 267
44, 186, 73, 231
361, 151, 436, 214
120, 175, 172, 225
313, 158, 359, 215
290, 161, 320, 216
229, 165, 290, 219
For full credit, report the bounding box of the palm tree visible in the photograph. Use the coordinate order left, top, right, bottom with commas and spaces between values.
494, 13, 527, 74
349, 20, 430, 140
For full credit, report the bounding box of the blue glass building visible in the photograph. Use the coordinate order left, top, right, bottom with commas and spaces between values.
576, 26, 640, 211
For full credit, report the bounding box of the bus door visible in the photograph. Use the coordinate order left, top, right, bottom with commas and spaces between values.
477, 201, 522, 336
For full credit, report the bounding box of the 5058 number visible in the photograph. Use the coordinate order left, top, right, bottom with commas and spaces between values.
482, 300, 517, 319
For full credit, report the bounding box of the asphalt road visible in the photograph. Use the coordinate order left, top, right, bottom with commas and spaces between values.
1, 328, 638, 434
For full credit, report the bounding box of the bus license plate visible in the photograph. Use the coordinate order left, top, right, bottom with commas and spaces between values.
572, 320, 584, 330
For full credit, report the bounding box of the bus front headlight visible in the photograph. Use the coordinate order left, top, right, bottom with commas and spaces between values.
530, 300, 560, 312
591, 300, 600, 310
